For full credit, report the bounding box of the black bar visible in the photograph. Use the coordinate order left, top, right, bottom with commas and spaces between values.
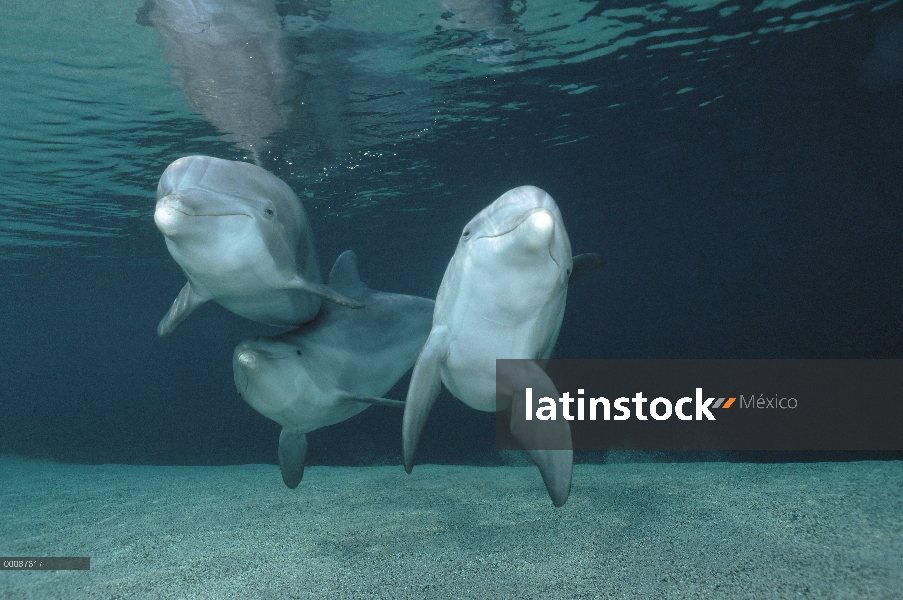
0, 557, 90, 570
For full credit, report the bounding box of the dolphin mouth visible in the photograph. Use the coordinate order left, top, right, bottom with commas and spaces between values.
247, 349, 295, 361
477, 207, 553, 241
161, 205, 251, 218
478, 208, 560, 268
156, 193, 254, 218
234, 344, 295, 368
234, 345, 294, 397
154, 201, 252, 237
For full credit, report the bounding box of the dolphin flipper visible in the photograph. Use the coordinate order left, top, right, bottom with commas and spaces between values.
570, 253, 605, 283
525, 446, 573, 508
507, 363, 573, 507
158, 281, 208, 338
403, 326, 450, 473
288, 276, 365, 309
338, 394, 405, 408
278, 428, 308, 489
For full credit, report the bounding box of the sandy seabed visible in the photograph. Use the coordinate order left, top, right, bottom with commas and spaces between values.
1, 455, 901, 599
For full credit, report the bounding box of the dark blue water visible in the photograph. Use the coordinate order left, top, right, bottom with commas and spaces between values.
1, 0, 901, 467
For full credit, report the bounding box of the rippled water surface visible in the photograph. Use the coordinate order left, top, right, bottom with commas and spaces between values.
3, 0, 900, 248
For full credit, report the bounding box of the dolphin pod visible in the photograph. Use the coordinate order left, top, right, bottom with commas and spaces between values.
154, 159, 602, 506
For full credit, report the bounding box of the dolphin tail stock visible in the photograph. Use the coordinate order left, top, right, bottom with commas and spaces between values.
337, 393, 405, 408
278, 427, 309, 489
402, 326, 450, 474
570, 253, 605, 283
157, 281, 208, 338
506, 361, 573, 507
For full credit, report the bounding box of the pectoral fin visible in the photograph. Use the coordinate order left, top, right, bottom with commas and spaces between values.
403, 326, 449, 474
570, 253, 605, 283
157, 281, 208, 338
508, 363, 573, 507
278, 428, 308, 489
289, 277, 365, 309
337, 394, 405, 408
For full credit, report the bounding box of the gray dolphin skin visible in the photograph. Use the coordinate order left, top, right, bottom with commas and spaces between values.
137, 0, 297, 159
232, 251, 435, 488
154, 155, 363, 337
402, 186, 603, 507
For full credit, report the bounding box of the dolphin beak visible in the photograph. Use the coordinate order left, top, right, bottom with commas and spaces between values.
154, 195, 185, 235
520, 210, 555, 250
477, 208, 560, 268
233, 347, 259, 397
521, 210, 561, 268
153, 191, 253, 237
236, 349, 258, 372
518, 209, 559, 269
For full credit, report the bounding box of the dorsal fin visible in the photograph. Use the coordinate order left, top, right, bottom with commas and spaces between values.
327, 250, 367, 299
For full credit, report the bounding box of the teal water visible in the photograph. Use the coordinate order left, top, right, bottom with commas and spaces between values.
1, 1, 902, 596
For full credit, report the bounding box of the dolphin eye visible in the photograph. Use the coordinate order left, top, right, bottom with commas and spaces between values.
265, 208, 274, 216
462, 229, 470, 239
295, 350, 302, 356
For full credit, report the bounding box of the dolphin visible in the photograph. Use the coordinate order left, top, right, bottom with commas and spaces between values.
233, 250, 434, 488
137, 0, 297, 160
154, 155, 363, 337
402, 186, 603, 507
